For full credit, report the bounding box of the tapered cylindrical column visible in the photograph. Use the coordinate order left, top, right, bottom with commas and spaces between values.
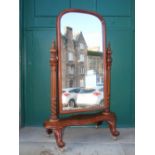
104, 42, 112, 112
50, 41, 58, 121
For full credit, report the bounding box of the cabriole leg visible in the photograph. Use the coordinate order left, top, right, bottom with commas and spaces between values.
53, 128, 65, 148
107, 118, 120, 139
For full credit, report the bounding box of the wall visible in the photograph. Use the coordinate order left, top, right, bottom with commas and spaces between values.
20, 0, 135, 127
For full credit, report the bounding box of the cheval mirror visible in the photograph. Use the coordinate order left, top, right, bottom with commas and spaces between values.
44, 9, 119, 149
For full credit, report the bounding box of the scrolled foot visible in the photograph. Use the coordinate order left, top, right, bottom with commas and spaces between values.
112, 130, 120, 137
107, 115, 120, 138
111, 130, 120, 140
108, 122, 120, 137
54, 128, 65, 148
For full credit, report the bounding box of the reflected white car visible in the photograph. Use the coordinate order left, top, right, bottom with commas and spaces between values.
76, 86, 104, 106
62, 88, 81, 107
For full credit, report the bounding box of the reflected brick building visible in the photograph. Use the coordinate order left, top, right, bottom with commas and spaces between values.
61, 27, 103, 88
61, 27, 88, 88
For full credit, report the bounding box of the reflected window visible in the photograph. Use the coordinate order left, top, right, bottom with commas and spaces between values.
79, 88, 95, 94
68, 52, 74, 61
79, 43, 84, 50
69, 88, 80, 93
79, 54, 84, 62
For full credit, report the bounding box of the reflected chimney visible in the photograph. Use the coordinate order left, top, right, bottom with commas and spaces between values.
65, 26, 73, 40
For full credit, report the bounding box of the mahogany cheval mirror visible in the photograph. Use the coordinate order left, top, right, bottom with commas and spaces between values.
44, 9, 120, 149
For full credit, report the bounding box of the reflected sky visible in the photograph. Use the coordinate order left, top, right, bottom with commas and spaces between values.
61, 12, 103, 52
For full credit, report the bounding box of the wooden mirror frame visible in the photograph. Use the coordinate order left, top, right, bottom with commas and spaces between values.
57, 9, 107, 114
44, 9, 119, 149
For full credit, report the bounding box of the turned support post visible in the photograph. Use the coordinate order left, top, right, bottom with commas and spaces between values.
50, 41, 58, 121
104, 42, 112, 113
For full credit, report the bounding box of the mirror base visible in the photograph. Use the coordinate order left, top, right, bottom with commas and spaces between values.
44, 112, 119, 148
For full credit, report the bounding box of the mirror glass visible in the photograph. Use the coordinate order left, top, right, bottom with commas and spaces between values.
60, 12, 104, 111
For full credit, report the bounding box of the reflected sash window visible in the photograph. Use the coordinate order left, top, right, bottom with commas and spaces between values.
68, 52, 74, 61
79, 54, 84, 62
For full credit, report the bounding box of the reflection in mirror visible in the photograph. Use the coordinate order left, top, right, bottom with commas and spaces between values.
60, 12, 104, 111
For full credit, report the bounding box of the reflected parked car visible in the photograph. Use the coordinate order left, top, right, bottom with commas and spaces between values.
76, 86, 104, 106
62, 87, 81, 107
